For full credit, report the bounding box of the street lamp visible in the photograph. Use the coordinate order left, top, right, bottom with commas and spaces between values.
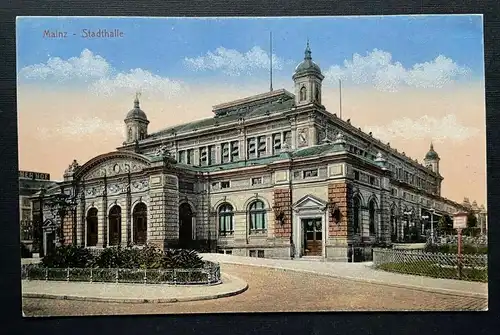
422, 209, 436, 243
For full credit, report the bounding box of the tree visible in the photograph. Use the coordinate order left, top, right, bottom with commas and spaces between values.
438, 215, 453, 236
464, 212, 478, 237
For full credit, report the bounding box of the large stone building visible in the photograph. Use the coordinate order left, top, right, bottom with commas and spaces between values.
36, 43, 475, 261
19, 170, 56, 252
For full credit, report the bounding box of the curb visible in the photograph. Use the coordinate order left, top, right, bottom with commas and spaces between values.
22, 273, 248, 304
216, 261, 488, 299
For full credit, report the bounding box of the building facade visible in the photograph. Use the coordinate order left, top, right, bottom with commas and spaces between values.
19, 170, 56, 252
37, 44, 476, 261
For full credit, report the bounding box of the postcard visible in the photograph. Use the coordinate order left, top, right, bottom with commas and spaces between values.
17, 15, 487, 316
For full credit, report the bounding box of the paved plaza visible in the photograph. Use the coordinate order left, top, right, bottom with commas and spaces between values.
22, 257, 488, 316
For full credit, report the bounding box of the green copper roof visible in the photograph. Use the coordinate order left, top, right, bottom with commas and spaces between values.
148, 95, 294, 139
291, 143, 343, 158
425, 143, 439, 160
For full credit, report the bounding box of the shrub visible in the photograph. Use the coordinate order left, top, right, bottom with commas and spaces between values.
41, 245, 94, 268
20, 243, 32, 258
424, 243, 488, 255
162, 249, 204, 269
40, 245, 206, 270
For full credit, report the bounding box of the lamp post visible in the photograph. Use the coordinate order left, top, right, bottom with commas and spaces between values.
430, 208, 435, 244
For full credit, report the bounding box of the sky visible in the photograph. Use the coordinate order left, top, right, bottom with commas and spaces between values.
16, 15, 487, 207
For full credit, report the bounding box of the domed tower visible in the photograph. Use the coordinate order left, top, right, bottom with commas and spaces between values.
293, 41, 324, 106
424, 142, 440, 174
124, 93, 149, 145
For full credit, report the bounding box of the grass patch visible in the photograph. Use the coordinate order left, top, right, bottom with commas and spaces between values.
377, 261, 487, 283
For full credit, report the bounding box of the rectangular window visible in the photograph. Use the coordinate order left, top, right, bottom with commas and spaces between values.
221, 142, 230, 163
293, 171, 302, 179
22, 198, 31, 207
249, 250, 256, 257
257, 136, 266, 157
187, 149, 194, 165
354, 170, 360, 180
209, 145, 216, 165
225, 250, 232, 255
303, 169, 318, 178
272, 133, 282, 154
200, 147, 208, 165
247, 138, 256, 159
257, 250, 265, 258
221, 181, 230, 189
211, 182, 220, 190
369, 176, 375, 185
178, 150, 185, 164
231, 141, 239, 162
252, 177, 262, 185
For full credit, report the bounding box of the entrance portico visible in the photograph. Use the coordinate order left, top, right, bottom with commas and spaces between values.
292, 195, 328, 259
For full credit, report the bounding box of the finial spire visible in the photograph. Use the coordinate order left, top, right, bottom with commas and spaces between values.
134, 92, 141, 108
430, 141, 434, 151
304, 38, 312, 60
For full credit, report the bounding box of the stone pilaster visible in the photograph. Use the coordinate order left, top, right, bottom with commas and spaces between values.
379, 191, 391, 244
77, 193, 85, 247
148, 173, 179, 250
98, 194, 107, 248
327, 182, 351, 239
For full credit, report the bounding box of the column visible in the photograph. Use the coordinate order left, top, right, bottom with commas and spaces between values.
195, 147, 201, 166
266, 134, 272, 156
77, 196, 85, 247
215, 143, 222, 165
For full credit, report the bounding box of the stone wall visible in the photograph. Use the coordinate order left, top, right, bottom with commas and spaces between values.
327, 182, 351, 238
62, 214, 74, 245
273, 188, 291, 238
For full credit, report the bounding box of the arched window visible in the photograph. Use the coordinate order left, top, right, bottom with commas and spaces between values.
369, 200, 376, 235
353, 196, 361, 234
86, 208, 98, 247
133, 203, 147, 245
128, 128, 132, 141
249, 200, 266, 232
315, 86, 320, 102
300, 86, 307, 101
108, 205, 121, 246
139, 130, 145, 140
218, 203, 234, 236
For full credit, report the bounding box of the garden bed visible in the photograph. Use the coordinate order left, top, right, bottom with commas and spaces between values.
21, 244, 221, 285
373, 248, 488, 283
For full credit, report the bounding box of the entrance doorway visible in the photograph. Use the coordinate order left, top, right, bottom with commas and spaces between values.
302, 218, 322, 256
44, 230, 56, 256
179, 203, 193, 249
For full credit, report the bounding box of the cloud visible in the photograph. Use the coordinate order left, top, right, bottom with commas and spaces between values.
19, 49, 185, 99
184, 46, 285, 76
324, 49, 470, 91
37, 117, 123, 139
19, 49, 111, 82
364, 114, 480, 142
90, 68, 185, 99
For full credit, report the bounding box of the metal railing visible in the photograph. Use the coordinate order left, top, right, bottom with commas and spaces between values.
21, 262, 221, 285
372, 248, 487, 282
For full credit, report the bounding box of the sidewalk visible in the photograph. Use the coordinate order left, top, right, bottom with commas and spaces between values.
200, 253, 488, 298
22, 273, 248, 303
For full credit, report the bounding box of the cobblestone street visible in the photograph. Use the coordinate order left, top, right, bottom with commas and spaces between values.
22, 264, 487, 316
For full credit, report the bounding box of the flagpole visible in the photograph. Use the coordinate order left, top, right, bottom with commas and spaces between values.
339, 79, 342, 120
270, 31, 273, 92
